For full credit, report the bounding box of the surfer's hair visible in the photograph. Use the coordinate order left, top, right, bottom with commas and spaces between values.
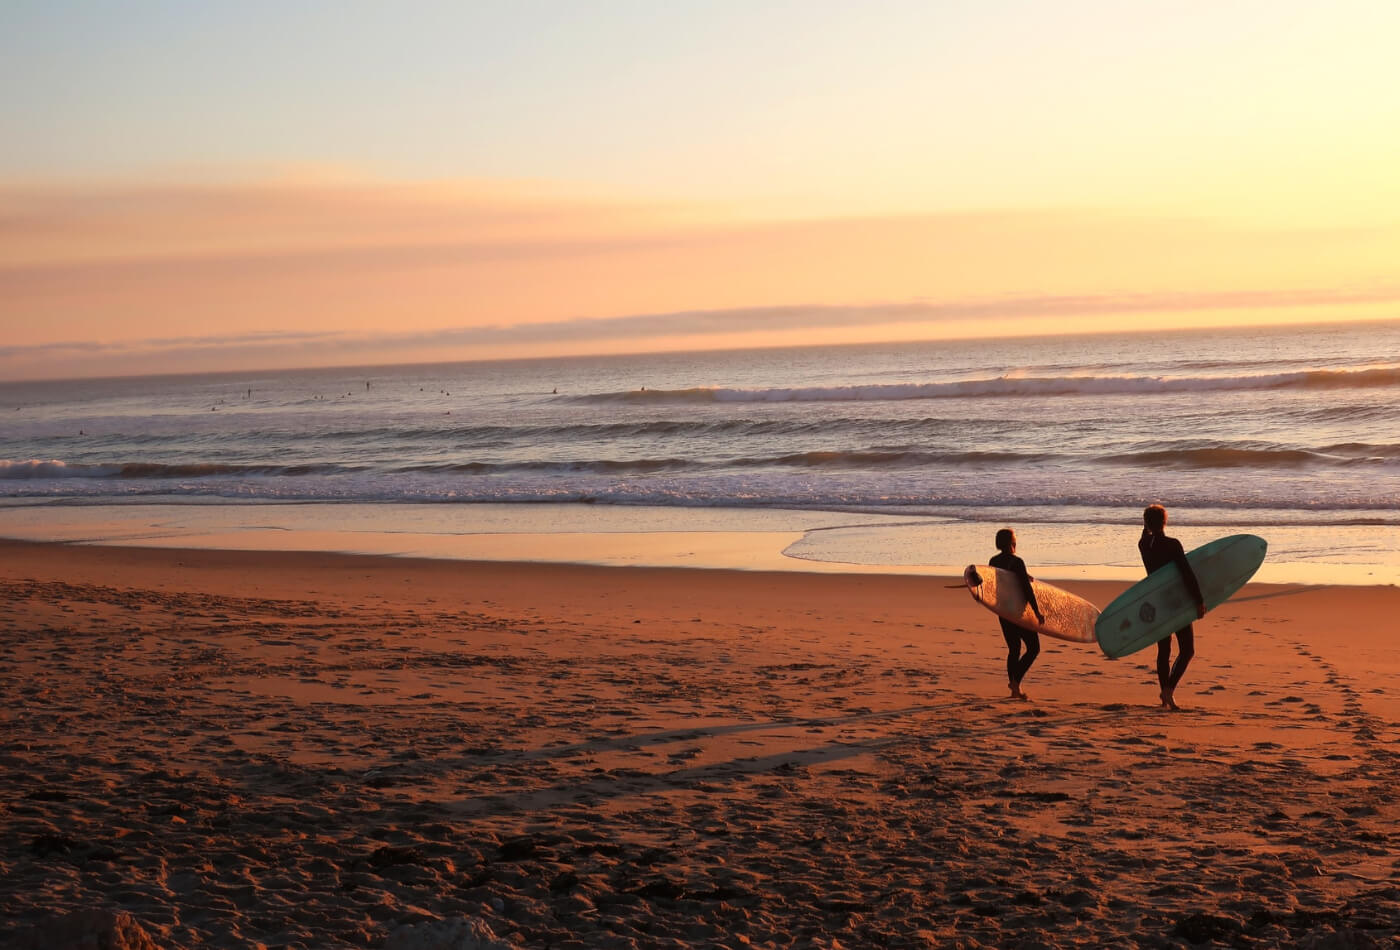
995, 528, 1015, 552
1143, 504, 1167, 532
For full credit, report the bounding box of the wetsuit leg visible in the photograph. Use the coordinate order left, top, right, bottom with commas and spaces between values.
1001, 621, 1023, 682
1014, 630, 1041, 683
1155, 636, 1173, 691
1164, 624, 1195, 690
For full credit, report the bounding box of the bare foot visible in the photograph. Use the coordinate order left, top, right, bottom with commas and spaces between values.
1161, 690, 1180, 711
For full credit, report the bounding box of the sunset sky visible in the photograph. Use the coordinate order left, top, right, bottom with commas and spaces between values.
4, 1, 1400, 379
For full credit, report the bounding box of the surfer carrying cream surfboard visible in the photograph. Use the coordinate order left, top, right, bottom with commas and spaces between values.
989, 528, 1045, 701
1139, 505, 1207, 711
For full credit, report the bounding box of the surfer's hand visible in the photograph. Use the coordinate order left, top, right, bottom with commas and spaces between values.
1196, 603, 1206, 620
1033, 609, 1045, 624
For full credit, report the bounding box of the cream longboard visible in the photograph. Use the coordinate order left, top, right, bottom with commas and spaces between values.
963, 565, 1099, 643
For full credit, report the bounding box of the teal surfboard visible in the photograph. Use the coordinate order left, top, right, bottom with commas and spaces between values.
1095, 534, 1267, 659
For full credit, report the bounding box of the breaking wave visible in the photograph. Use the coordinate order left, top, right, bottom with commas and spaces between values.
578, 365, 1400, 404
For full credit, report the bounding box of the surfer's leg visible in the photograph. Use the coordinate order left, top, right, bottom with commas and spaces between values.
999, 622, 1027, 698
1001, 626, 1022, 695
1166, 625, 1195, 689
1158, 625, 1194, 711
1009, 631, 1039, 700
1155, 637, 1173, 703
1015, 631, 1041, 683
1001, 627, 1021, 675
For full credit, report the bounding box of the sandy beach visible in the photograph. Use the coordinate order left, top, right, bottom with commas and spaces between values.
3, 538, 1399, 949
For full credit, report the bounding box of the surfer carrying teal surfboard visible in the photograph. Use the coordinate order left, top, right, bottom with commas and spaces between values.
1139, 505, 1206, 711
989, 528, 1045, 701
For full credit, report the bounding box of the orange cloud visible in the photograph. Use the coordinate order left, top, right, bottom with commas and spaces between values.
3, 176, 1399, 378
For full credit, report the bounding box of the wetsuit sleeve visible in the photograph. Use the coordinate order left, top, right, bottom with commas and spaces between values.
1012, 555, 1041, 617
1171, 539, 1206, 610
989, 553, 1041, 617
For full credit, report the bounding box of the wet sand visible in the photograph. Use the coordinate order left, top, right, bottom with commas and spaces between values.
3, 539, 1399, 948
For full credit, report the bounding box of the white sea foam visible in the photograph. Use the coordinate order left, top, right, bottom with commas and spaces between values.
0, 459, 117, 479
581, 364, 1400, 404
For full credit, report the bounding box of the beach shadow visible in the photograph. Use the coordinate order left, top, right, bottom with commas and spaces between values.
1231, 585, 1331, 604
435, 704, 1152, 817
445, 740, 889, 817
509, 697, 998, 763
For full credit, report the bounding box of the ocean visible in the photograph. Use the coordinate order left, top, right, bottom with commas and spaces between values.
3, 320, 1400, 584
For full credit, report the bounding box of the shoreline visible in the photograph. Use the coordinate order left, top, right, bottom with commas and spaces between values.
2, 499, 1398, 586
5, 537, 1400, 947
0, 536, 1134, 602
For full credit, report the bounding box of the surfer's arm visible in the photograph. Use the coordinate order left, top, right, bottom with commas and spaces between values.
1015, 558, 1045, 623
1174, 544, 1206, 618
1025, 584, 1044, 624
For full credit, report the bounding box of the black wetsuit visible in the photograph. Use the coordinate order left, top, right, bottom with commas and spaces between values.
990, 551, 1041, 685
1138, 528, 1205, 692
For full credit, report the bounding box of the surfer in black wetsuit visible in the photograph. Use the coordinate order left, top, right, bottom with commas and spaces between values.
1139, 504, 1206, 712
990, 528, 1045, 701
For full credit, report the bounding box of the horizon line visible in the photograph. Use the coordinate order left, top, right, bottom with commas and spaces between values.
5, 312, 1397, 387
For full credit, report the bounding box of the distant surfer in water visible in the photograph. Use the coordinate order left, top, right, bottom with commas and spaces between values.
1139, 504, 1206, 711
990, 528, 1044, 700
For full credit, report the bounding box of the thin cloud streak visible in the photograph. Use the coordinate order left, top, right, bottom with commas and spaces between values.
4, 289, 1397, 381
420, 289, 1400, 345
0, 328, 343, 359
